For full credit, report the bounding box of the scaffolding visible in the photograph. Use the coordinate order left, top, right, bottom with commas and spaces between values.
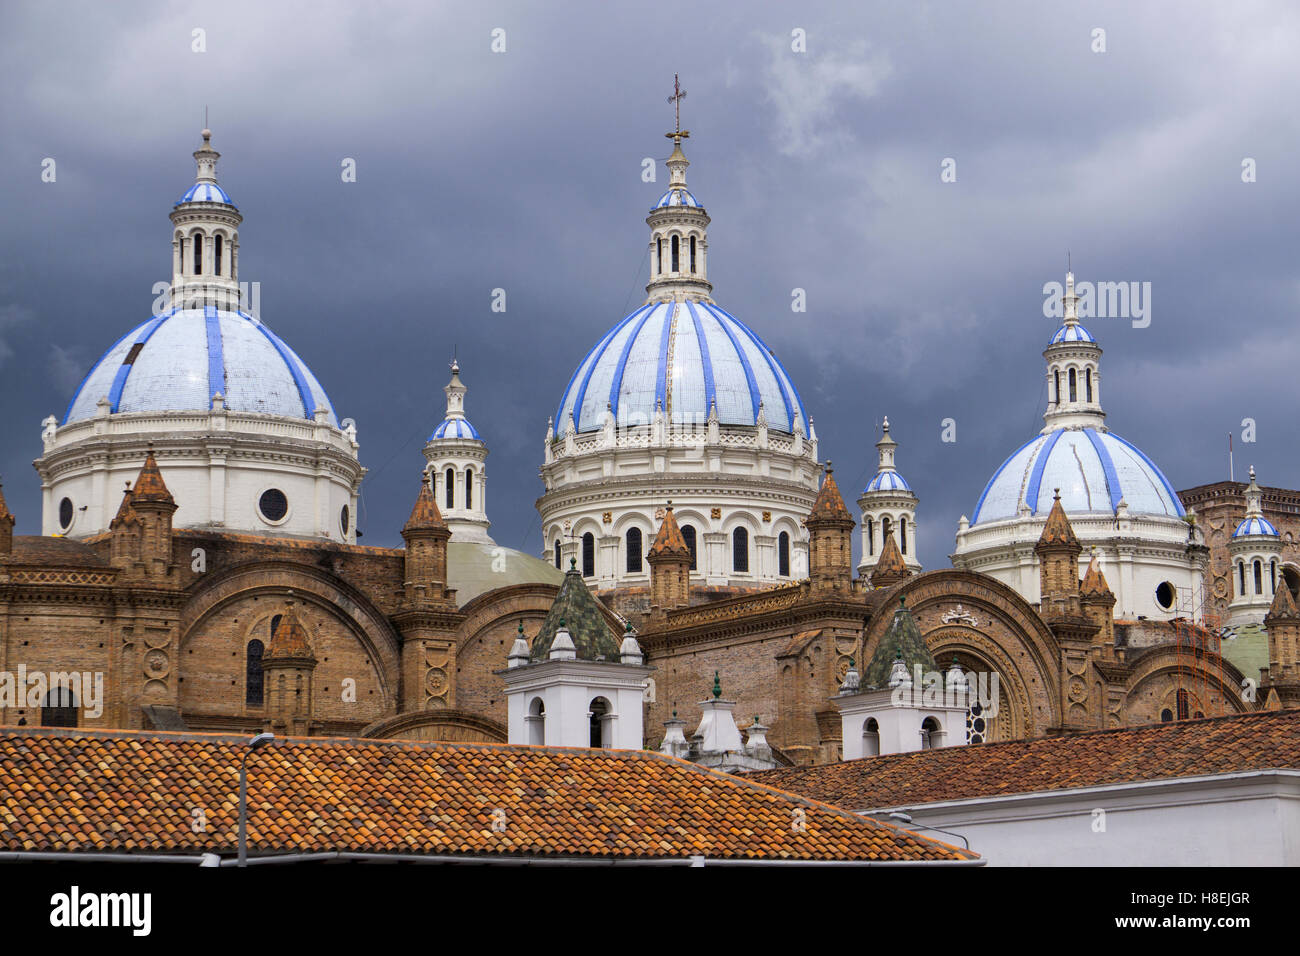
1169, 580, 1231, 720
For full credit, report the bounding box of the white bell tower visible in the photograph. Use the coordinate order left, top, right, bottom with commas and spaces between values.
857, 417, 921, 578
422, 360, 492, 543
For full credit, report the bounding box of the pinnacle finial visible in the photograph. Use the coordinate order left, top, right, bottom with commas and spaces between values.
712, 670, 721, 699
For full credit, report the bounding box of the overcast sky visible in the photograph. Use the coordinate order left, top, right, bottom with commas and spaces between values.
2, 0, 1298, 570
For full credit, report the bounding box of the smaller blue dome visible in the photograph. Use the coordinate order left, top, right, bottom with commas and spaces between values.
176, 182, 236, 207
654, 186, 702, 209
1049, 323, 1095, 345
865, 470, 910, 493
1233, 516, 1278, 538
429, 418, 480, 441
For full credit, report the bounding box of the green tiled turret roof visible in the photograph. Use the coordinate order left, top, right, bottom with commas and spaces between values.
864, 597, 935, 689
530, 561, 622, 662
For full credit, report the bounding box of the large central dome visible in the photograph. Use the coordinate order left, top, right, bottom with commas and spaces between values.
64, 308, 337, 425
554, 299, 807, 434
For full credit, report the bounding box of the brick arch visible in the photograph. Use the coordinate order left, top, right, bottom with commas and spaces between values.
179, 560, 402, 713
360, 708, 506, 743
866, 570, 1064, 738
452, 583, 571, 722
1123, 646, 1251, 726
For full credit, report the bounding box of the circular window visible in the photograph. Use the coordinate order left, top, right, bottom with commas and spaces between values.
258, 489, 289, 523
340, 504, 350, 536
1155, 581, 1176, 610
58, 497, 74, 531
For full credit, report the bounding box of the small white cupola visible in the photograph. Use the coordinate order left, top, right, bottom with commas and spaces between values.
1227, 466, 1283, 628
423, 358, 492, 543
857, 416, 921, 580
1042, 270, 1106, 433
169, 127, 243, 312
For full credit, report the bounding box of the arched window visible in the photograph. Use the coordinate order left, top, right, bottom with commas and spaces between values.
589, 697, 611, 748
1068, 368, 1077, 402
41, 686, 78, 728
863, 717, 880, 757
445, 468, 455, 509
671, 235, 679, 272
1254, 559, 1263, 595
215, 234, 223, 275
1160, 708, 1173, 723
246, 638, 265, 706
866, 517, 874, 555
1238, 561, 1246, 597
689, 235, 697, 273
626, 527, 643, 573
657, 238, 663, 274
900, 516, 908, 555
554, 539, 562, 569
1054, 370, 1061, 404
193, 233, 203, 274
732, 527, 749, 573
778, 531, 790, 577
527, 697, 545, 745
681, 525, 697, 570
882, 516, 892, 542
1271, 559, 1278, 593
920, 716, 940, 750
1085, 368, 1093, 403
464, 468, 473, 510
581, 532, 595, 578
1176, 689, 1190, 721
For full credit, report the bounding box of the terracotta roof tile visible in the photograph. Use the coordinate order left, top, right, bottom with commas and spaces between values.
1267, 582, 1299, 620
0, 728, 974, 863
403, 477, 447, 534
806, 466, 853, 524
131, 451, 173, 502
751, 709, 1300, 809
266, 609, 315, 661
1081, 553, 1110, 596
869, 531, 908, 586
648, 505, 690, 559
1037, 490, 1078, 548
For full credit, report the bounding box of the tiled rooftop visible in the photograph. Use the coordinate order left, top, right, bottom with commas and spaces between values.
0, 728, 975, 863
751, 709, 1300, 810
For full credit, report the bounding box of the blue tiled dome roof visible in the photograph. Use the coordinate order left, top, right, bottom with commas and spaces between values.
972, 427, 1184, 524
1049, 323, 1096, 345
1233, 516, 1279, 538
64, 307, 336, 425
175, 182, 236, 207
555, 299, 808, 434
865, 470, 911, 493
654, 186, 702, 209
429, 417, 481, 441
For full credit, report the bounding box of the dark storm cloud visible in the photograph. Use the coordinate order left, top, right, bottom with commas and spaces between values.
1, 0, 1297, 570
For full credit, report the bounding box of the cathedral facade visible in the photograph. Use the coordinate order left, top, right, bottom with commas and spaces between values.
0, 121, 1281, 765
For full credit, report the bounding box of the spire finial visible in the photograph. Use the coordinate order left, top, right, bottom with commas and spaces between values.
712, 670, 721, 699
666, 73, 689, 142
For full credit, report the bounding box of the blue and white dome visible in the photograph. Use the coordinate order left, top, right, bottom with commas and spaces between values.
1049, 322, 1095, 345
1234, 515, 1278, 538
655, 186, 703, 209
865, 470, 910, 493
555, 299, 808, 434
972, 427, 1184, 524
429, 417, 481, 441
64, 307, 337, 425
176, 182, 236, 207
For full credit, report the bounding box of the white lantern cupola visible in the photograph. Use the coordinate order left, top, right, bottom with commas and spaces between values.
1042, 271, 1105, 432
423, 359, 492, 543
645, 76, 712, 302
1227, 466, 1283, 628
169, 128, 243, 312
857, 416, 921, 579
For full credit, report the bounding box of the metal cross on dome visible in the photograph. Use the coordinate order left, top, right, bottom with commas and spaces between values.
666, 73, 689, 142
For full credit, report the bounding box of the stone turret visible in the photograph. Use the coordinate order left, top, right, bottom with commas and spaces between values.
110, 452, 176, 580
0, 481, 14, 555
1262, 582, 1300, 708
400, 476, 453, 605
262, 605, 317, 736
1036, 490, 1083, 617
804, 463, 855, 592
869, 530, 909, 588
647, 503, 692, 614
